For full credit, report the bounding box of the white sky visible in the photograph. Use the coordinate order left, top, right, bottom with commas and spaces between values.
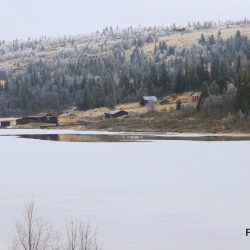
0, 0, 249, 40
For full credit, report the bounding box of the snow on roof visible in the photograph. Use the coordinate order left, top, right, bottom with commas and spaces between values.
192, 92, 201, 97
0, 117, 18, 122
143, 96, 158, 102
109, 110, 126, 115
38, 112, 48, 117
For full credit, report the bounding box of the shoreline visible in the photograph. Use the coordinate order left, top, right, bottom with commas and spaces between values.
2, 126, 250, 138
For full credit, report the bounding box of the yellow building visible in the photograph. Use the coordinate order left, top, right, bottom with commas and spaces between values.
58, 113, 79, 126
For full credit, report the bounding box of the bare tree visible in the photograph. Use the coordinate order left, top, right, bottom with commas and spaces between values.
11, 200, 53, 250
66, 219, 78, 250
10, 201, 101, 250
146, 102, 156, 113
65, 219, 101, 250
78, 221, 99, 250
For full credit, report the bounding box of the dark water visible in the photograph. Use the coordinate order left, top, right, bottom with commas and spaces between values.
15, 133, 250, 142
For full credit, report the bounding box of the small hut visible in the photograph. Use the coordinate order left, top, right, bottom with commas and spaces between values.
0, 118, 17, 128
139, 96, 158, 106
104, 110, 128, 119
16, 113, 58, 125
159, 99, 169, 105
0, 121, 10, 128
172, 28, 186, 32
192, 92, 201, 103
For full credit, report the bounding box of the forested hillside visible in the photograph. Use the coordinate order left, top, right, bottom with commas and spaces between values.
0, 20, 250, 116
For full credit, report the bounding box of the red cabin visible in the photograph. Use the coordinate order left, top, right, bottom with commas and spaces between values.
172, 28, 186, 32
192, 92, 201, 103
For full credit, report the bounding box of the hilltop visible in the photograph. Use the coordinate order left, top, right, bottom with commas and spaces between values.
1, 21, 250, 72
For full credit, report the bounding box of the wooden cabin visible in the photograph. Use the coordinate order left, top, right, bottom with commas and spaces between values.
40, 114, 58, 124
16, 117, 29, 125
0, 118, 17, 128
139, 96, 158, 106
105, 110, 128, 119
191, 92, 201, 103
160, 99, 169, 105
172, 28, 186, 32
16, 113, 58, 125
0, 121, 10, 128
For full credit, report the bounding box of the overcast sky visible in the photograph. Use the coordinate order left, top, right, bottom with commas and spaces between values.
1, 0, 249, 40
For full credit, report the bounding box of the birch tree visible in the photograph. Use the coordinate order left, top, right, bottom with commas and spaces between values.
11, 200, 54, 250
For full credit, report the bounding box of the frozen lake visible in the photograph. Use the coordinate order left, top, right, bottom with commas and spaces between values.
0, 129, 250, 249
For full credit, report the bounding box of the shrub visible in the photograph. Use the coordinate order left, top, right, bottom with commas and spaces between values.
222, 83, 237, 111
146, 102, 156, 113
222, 113, 236, 128
176, 99, 182, 110
201, 83, 237, 116
238, 110, 246, 122
201, 95, 222, 115
181, 102, 195, 115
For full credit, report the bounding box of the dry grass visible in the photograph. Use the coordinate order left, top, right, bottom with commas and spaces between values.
146, 24, 250, 54
74, 107, 111, 118
1, 24, 250, 71
57, 91, 250, 134
66, 92, 194, 121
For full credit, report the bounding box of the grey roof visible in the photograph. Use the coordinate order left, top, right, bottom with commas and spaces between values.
108, 110, 127, 115
38, 112, 48, 117
142, 96, 158, 102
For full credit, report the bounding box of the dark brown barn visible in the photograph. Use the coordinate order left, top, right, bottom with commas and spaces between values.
160, 99, 169, 105
16, 118, 29, 125
0, 118, 17, 128
40, 115, 58, 124
17, 114, 58, 125
172, 28, 186, 32
105, 110, 128, 119
0, 121, 10, 128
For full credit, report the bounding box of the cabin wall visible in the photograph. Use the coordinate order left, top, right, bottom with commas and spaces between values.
0, 121, 10, 128
112, 111, 128, 118
105, 111, 128, 118
17, 116, 58, 125
0, 120, 17, 127
139, 99, 147, 106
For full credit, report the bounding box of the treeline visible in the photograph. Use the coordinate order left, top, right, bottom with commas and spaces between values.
0, 21, 250, 116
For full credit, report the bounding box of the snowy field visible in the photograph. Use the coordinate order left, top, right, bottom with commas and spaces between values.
0, 130, 250, 249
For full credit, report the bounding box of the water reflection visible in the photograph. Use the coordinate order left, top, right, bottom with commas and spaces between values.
16, 133, 250, 142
